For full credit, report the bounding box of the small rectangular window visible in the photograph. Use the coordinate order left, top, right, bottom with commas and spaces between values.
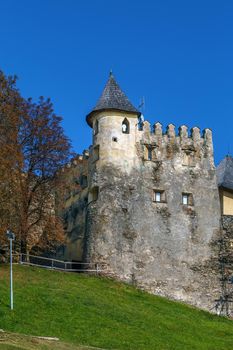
182, 151, 195, 167
155, 192, 161, 202
88, 186, 99, 203
148, 147, 152, 161
80, 175, 88, 188
182, 194, 188, 205
153, 190, 165, 203
93, 145, 99, 162
182, 193, 193, 206
145, 145, 156, 161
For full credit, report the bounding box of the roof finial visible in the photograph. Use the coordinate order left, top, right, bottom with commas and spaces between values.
109, 69, 113, 77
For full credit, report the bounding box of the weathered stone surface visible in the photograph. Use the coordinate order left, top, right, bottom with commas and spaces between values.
82, 110, 223, 313
217, 216, 233, 316
57, 155, 88, 262
61, 77, 233, 316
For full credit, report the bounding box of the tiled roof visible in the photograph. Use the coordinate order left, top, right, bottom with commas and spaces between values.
86, 73, 140, 126
216, 156, 233, 191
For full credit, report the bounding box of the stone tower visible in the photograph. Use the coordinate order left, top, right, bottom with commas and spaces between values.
86, 72, 141, 172
84, 73, 222, 312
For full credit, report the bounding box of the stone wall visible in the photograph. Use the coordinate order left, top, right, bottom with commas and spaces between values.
57, 153, 89, 261
218, 215, 233, 316
85, 118, 223, 312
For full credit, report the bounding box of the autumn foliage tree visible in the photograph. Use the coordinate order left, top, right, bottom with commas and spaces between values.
0, 71, 72, 255
0, 72, 23, 249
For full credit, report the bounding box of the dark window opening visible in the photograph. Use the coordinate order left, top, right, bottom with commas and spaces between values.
145, 145, 156, 161
138, 115, 144, 131
93, 120, 99, 135
112, 137, 118, 142
147, 147, 152, 161
89, 186, 99, 203
80, 175, 88, 188
122, 118, 130, 134
93, 145, 99, 162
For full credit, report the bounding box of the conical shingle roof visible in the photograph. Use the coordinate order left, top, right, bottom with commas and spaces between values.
86, 73, 140, 126
217, 156, 233, 191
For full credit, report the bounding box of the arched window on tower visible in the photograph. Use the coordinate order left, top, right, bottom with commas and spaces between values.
122, 118, 130, 134
94, 119, 99, 135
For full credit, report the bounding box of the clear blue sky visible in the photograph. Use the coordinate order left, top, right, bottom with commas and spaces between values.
0, 0, 232, 165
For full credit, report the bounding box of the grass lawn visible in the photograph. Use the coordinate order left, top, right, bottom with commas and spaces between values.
0, 264, 233, 350
0, 331, 104, 350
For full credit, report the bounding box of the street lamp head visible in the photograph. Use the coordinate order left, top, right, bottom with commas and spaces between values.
6, 230, 15, 241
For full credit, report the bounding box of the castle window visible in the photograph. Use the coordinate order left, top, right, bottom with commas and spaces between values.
93, 120, 99, 135
147, 146, 153, 161
138, 114, 144, 131
80, 175, 88, 188
153, 190, 166, 203
88, 186, 99, 203
112, 137, 118, 142
182, 194, 188, 205
155, 192, 161, 202
93, 145, 99, 162
74, 177, 79, 185
182, 151, 195, 167
182, 193, 193, 206
144, 144, 156, 161
122, 118, 130, 134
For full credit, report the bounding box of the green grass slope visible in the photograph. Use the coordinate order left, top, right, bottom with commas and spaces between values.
0, 265, 233, 350
0, 331, 104, 350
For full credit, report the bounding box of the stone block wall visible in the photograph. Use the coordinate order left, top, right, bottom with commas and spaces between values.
85, 120, 223, 312
56, 152, 89, 262
218, 215, 233, 316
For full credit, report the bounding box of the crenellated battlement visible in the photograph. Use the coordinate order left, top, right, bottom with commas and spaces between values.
141, 121, 212, 144
61, 150, 89, 172
143, 121, 212, 143
139, 121, 214, 166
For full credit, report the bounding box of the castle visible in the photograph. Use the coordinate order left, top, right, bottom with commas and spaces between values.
61, 73, 233, 316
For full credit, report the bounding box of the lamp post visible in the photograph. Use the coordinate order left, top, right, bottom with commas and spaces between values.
6, 230, 15, 310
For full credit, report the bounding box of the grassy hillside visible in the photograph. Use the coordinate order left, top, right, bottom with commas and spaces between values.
0, 331, 104, 350
0, 265, 233, 350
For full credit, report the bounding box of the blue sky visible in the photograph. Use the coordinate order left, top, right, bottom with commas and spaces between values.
0, 0, 232, 164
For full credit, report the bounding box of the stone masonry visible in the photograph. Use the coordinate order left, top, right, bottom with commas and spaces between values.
61, 73, 233, 315
85, 114, 222, 312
